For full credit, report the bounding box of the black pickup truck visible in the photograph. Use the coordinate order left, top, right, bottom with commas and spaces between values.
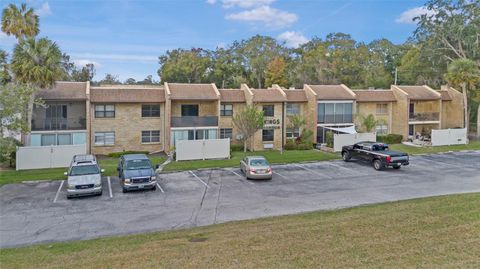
341, 141, 409, 170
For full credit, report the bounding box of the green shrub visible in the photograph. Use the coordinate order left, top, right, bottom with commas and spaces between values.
297, 143, 313, 150
325, 131, 334, 148
230, 144, 244, 152
285, 139, 296, 150
377, 134, 403, 144
107, 151, 150, 158
0, 137, 22, 167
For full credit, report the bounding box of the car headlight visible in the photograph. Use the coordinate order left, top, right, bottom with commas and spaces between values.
124, 178, 131, 183
67, 183, 75, 189
94, 182, 101, 187
150, 176, 156, 181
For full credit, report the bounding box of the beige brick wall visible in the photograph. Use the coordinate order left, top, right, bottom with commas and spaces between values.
218, 102, 246, 144
252, 103, 283, 151
442, 88, 464, 129
391, 86, 409, 138
411, 100, 440, 113
355, 102, 392, 133
285, 102, 310, 140
90, 103, 165, 155
304, 86, 318, 144
171, 101, 218, 117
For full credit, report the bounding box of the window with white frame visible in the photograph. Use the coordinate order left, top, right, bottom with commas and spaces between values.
220, 104, 233, 116
94, 132, 115, 145
262, 129, 274, 141
376, 103, 388, 115
141, 130, 160, 143
375, 124, 388, 135
95, 105, 115, 118
286, 128, 300, 138
220, 128, 233, 139
286, 103, 300, 116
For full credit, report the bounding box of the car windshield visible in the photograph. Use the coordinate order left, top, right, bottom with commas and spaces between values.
250, 159, 269, 166
70, 165, 99, 176
126, 159, 151, 170
372, 144, 389, 151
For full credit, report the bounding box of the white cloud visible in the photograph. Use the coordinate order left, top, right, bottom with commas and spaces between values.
226, 6, 297, 28
395, 6, 435, 24
277, 31, 308, 48
70, 53, 158, 63
73, 59, 101, 68
222, 0, 275, 9
206, 0, 216, 4
36, 2, 52, 17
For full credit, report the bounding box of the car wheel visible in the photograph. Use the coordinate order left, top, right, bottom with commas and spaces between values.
152, 185, 157, 191
393, 165, 401, 169
342, 151, 351, 162
66, 195, 72, 199
373, 159, 384, 171
122, 188, 127, 193
98, 191, 103, 196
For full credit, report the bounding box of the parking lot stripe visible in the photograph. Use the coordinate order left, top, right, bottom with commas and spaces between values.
273, 171, 287, 179
107, 176, 113, 198
325, 162, 365, 175
228, 169, 254, 185
293, 164, 332, 179
156, 182, 165, 193
229, 169, 243, 178
189, 171, 209, 187
53, 180, 64, 203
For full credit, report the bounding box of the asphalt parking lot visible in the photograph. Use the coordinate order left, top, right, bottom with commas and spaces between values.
1, 151, 479, 248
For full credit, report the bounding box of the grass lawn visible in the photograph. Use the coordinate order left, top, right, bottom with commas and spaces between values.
0, 156, 166, 186
389, 140, 480, 155
1, 193, 479, 268
163, 149, 340, 172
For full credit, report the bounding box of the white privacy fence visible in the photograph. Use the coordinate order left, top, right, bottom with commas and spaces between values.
16, 144, 86, 170
176, 138, 230, 161
333, 133, 376, 152
431, 128, 467, 146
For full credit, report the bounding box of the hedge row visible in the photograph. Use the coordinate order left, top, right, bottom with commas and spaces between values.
376, 134, 403, 144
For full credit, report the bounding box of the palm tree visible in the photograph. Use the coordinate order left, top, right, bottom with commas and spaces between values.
445, 59, 480, 136
0, 49, 11, 84
357, 114, 386, 133
11, 37, 64, 88
1, 3, 39, 40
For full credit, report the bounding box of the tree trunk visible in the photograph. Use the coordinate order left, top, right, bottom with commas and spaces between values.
477, 104, 480, 138
244, 140, 247, 153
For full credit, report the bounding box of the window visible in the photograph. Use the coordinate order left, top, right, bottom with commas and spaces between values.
220, 104, 233, 116
220, 128, 233, 139
95, 105, 115, 118
94, 132, 115, 146
57, 134, 72, 145
142, 105, 160, 117
375, 124, 388, 135
286, 128, 300, 138
141, 130, 160, 143
181, 104, 199, 116
376, 103, 388, 115
286, 103, 300, 116
317, 102, 353, 123
263, 105, 274, 117
409, 103, 415, 114
262, 129, 274, 141
41, 134, 56, 146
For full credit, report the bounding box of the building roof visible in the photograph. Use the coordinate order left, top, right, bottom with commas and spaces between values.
284, 89, 307, 102
438, 90, 452, 101
90, 85, 165, 103
307, 85, 356, 100
395, 85, 441, 100
251, 88, 287, 102
167, 83, 219, 100
35, 81, 87, 100
219, 89, 246, 102
353, 90, 397, 102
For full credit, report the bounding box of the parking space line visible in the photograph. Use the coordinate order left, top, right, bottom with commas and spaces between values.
229, 169, 243, 178
417, 156, 458, 168
107, 176, 113, 198
325, 162, 366, 175
189, 170, 209, 188
53, 180, 64, 203
293, 164, 332, 179
156, 182, 165, 193
273, 171, 287, 179
228, 169, 254, 185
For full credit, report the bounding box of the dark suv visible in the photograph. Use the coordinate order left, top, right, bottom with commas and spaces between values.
118, 154, 157, 192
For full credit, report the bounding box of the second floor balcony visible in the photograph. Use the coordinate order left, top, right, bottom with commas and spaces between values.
409, 112, 440, 122
31, 118, 87, 131
171, 116, 218, 128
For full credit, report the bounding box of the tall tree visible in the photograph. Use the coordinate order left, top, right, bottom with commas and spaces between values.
99, 73, 121, 85
445, 59, 480, 135
1, 3, 39, 40
124, 78, 137, 85
265, 57, 289, 87
232, 105, 264, 152
158, 48, 211, 83
72, 63, 95, 82
0, 83, 39, 136
0, 49, 11, 85
210, 47, 246, 88
291, 38, 333, 87
11, 37, 64, 88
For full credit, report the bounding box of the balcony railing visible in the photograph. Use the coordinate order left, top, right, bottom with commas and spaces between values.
409, 112, 439, 122
317, 114, 353, 124
31, 118, 87, 131
171, 116, 218, 127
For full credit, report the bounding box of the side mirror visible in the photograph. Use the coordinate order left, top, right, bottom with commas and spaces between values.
116, 167, 120, 171
100, 169, 105, 173
155, 164, 160, 169
64, 172, 68, 176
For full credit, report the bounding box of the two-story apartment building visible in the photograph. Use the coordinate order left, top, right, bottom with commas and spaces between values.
25, 81, 464, 155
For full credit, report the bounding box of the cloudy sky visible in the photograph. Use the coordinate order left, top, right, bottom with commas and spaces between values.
0, 0, 429, 81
